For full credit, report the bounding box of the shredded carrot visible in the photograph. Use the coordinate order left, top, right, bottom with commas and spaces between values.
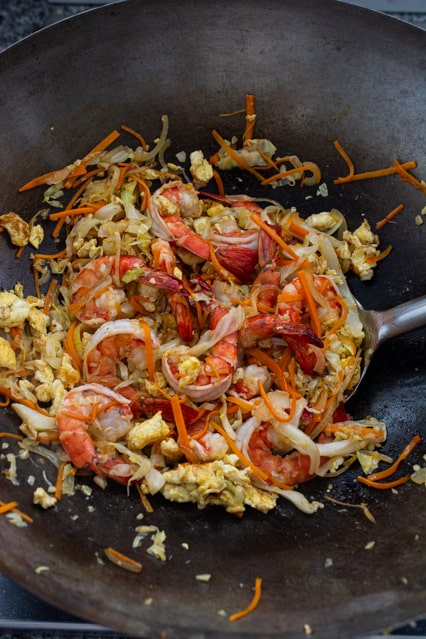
209, 243, 239, 283
33, 249, 67, 260
0, 501, 18, 515
376, 204, 405, 230
0, 432, 23, 440
365, 245, 393, 264
211, 129, 265, 181
250, 214, 298, 259
135, 483, 154, 512
121, 124, 147, 152
128, 295, 149, 315
43, 279, 58, 315
132, 175, 151, 211
357, 475, 410, 490
367, 434, 421, 482
54, 461, 67, 501
229, 577, 263, 622
226, 396, 255, 413
243, 93, 256, 143
287, 221, 309, 238
170, 395, 197, 463
246, 346, 289, 393
63, 321, 82, 375
104, 547, 143, 573
298, 268, 322, 338
0, 386, 51, 416
138, 319, 155, 382
15, 245, 25, 259
211, 421, 269, 484
49, 205, 100, 221
334, 160, 417, 184
261, 163, 321, 187
257, 379, 296, 432
333, 139, 355, 180
393, 159, 426, 196
212, 168, 225, 196
0, 500, 33, 523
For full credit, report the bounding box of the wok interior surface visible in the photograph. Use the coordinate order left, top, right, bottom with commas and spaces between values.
0, 1, 425, 637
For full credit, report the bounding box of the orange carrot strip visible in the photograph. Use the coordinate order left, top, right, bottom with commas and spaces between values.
170, 395, 197, 463
260, 164, 319, 187
376, 204, 405, 230
104, 547, 143, 573
128, 295, 149, 315
0, 500, 33, 523
287, 222, 309, 238
334, 160, 417, 184
298, 268, 321, 338
63, 321, 82, 375
33, 249, 67, 260
226, 396, 255, 413
367, 434, 421, 482
393, 159, 426, 196
135, 484, 154, 512
250, 214, 298, 259
121, 124, 148, 152
43, 279, 58, 315
257, 379, 297, 429
139, 319, 155, 382
15, 246, 25, 259
49, 205, 99, 221
243, 93, 256, 143
333, 139, 355, 180
357, 475, 410, 489
209, 243, 240, 283
0, 431, 23, 440
229, 577, 263, 622
212, 169, 225, 196
210, 421, 269, 483
0, 502, 19, 515
211, 129, 265, 181
246, 346, 289, 393
132, 175, 151, 211
54, 461, 67, 501
366, 245, 393, 264
0, 387, 51, 416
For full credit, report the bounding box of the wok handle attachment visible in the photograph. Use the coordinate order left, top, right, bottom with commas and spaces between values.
376, 294, 426, 345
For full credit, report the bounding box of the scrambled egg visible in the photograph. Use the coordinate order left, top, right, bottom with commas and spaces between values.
189, 150, 213, 188
342, 220, 380, 281
0, 291, 31, 328
127, 412, 170, 451
161, 456, 277, 515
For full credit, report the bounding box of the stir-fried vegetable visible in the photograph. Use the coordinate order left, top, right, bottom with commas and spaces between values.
0, 96, 420, 517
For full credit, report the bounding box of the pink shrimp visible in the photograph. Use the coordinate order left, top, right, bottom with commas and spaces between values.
150, 181, 210, 259
247, 424, 314, 485
56, 383, 136, 482
69, 255, 181, 326
239, 313, 323, 349
151, 238, 195, 342
83, 318, 159, 390
161, 278, 243, 402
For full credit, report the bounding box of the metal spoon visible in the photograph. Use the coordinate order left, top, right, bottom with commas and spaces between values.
347, 294, 426, 399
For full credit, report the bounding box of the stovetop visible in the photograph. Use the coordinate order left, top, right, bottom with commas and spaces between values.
0, 1, 425, 637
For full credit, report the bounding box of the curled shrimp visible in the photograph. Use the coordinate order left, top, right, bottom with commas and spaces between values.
151, 238, 195, 342
161, 279, 244, 402
56, 383, 136, 481
69, 255, 181, 326
238, 313, 323, 349
150, 181, 210, 259
83, 318, 159, 396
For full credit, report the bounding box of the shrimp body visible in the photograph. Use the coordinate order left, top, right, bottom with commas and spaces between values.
83, 318, 159, 388
239, 313, 323, 349
162, 280, 243, 401
69, 255, 180, 325
248, 425, 314, 485
151, 238, 195, 342
56, 383, 135, 480
150, 181, 210, 259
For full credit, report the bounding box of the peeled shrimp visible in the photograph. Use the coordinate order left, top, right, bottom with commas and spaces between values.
56, 383, 136, 481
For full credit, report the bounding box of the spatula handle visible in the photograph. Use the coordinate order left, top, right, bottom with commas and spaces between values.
377, 294, 426, 344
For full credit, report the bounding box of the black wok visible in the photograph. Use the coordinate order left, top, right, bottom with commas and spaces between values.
0, 1, 425, 637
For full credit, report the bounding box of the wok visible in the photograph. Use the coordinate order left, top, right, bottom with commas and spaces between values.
0, 1, 425, 637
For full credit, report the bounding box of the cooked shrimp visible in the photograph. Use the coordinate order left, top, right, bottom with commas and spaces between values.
162, 279, 244, 401
69, 255, 181, 326
151, 238, 195, 342
150, 181, 210, 259
239, 313, 323, 349
83, 318, 159, 389
56, 383, 136, 481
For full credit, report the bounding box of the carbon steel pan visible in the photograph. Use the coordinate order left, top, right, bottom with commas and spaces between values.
0, 1, 425, 638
